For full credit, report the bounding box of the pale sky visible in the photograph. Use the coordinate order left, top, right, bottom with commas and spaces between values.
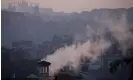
1, 0, 133, 12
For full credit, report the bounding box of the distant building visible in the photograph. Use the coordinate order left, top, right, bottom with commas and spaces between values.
34, 5, 40, 15
37, 60, 51, 80
6, 0, 54, 15
7, 0, 40, 14
39, 8, 53, 14
12, 40, 33, 48
11, 40, 37, 59
8, 3, 16, 12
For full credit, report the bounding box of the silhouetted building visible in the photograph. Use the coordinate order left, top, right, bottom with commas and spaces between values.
37, 60, 51, 80
8, 3, 16, 12
7, 0, 40, 14
34, 5, 39, 15
39, 8, 53, 14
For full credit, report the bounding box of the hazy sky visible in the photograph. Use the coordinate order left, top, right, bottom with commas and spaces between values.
2, 0, 133, 12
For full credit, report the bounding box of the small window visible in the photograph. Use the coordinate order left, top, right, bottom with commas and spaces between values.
42, 67, 45, 73
39, 67, 47, 74
45, 67, 47, 73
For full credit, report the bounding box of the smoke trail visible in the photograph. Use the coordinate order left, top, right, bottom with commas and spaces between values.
42, 32, 111, 75
99, 13, 133, 55
42, 13, 133, 76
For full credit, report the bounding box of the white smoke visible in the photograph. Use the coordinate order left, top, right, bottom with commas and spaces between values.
43, 38, 110, 75
99, 13, 133, 55
42, 13, 133, 76
42, 24, 111, 75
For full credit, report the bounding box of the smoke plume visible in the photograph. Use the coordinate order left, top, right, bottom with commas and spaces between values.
43, 38, 110, 75
99, 13, 133, 54
42, 13, 133, 76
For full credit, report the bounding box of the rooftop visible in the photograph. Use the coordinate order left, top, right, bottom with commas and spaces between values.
38, 60, 51, 66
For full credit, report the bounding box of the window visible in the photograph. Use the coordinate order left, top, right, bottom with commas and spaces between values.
39, 67, 47, 74
45, 67, 48, 73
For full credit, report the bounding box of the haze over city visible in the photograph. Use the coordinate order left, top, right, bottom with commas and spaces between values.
1, 0, 133, 79
2, 0, 133, 12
